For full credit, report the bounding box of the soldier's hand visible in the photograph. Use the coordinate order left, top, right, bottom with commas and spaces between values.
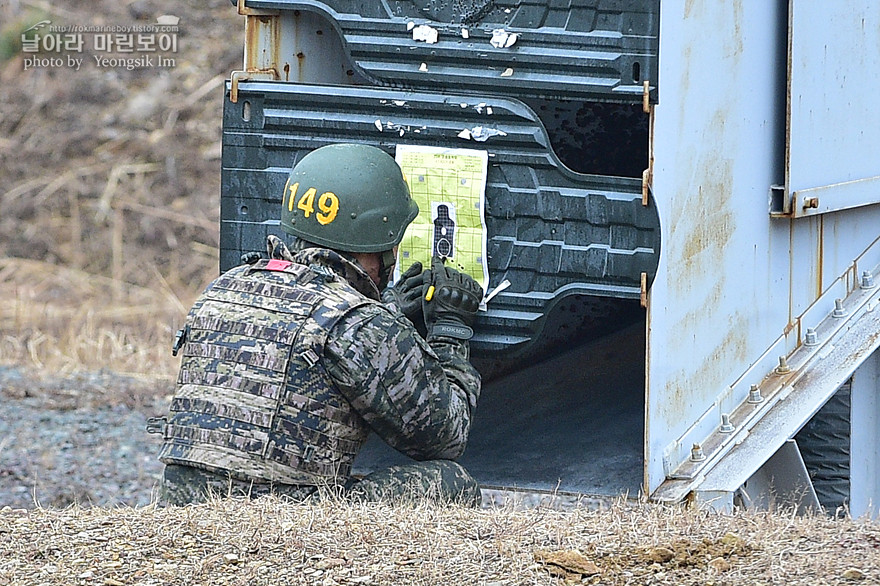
422, 256, 483, 341
381, 261, 426, 325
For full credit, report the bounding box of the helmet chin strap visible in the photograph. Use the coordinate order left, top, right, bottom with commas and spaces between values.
339, 249, 397, 290
377, 249, 396, 290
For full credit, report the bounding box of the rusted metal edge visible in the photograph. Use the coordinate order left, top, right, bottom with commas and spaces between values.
792, 175, 880, 218
771, 176, 880, 219
237, 0, 279, 16
641, 84, 654, 207
228, 70, 278, 103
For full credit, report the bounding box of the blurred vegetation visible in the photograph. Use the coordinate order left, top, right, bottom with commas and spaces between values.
0, 9, 49, 62
0, 1, 242, 381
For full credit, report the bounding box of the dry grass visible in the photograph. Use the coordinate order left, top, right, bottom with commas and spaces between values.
0, 257, 188, 382
0, 0, 238, 387
2, 497, 879, 585
1, 1, 234, 290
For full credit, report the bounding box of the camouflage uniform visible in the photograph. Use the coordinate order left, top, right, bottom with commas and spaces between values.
153, 236, 482, 506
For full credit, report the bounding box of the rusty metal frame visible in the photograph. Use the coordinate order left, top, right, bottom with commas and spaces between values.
229, 4, 281, 103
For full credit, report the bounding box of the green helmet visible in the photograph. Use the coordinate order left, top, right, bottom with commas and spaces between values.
280, 144, 419, 253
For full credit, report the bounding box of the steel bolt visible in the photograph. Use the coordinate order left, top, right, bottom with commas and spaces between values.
690, 443, 706, 462
719, 413, 735, 433
748, 384, 764, 404
861, 270, 876, 289
832, 298, 848, 318
776, 355, 792, 374
804, 327, 818, 346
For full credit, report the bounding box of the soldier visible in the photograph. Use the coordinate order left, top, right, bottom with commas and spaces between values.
149, 144, 484, 506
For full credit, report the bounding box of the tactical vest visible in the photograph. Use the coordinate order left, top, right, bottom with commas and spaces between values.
154, 258, 373, 486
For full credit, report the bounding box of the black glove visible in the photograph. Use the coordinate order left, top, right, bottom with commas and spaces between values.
240, 251, 262, 265
381, 261, 426, 325
422, 256, 483, 341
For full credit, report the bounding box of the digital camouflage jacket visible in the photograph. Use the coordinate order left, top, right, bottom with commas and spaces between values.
155, 238, 481, 486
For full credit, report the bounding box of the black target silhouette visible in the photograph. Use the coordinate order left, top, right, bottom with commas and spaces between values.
433, 204, 455, 258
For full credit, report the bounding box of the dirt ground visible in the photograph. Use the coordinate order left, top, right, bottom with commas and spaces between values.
0, 365, 167, 509
4, 365, 880, 586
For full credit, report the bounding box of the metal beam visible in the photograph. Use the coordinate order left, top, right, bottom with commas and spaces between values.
850, 350, 880, 518
654, 262, 880, 503
687, 291, 880, 500
734, 440, 820, 514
